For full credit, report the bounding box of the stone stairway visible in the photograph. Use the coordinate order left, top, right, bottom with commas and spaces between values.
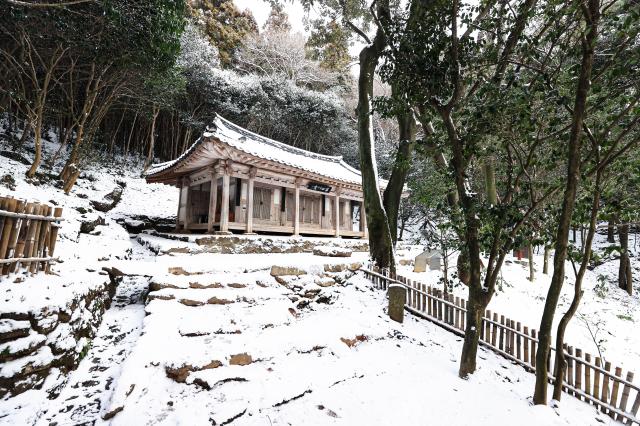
35, 276, 148, 425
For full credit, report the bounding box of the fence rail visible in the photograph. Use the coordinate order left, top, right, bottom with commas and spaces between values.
0, 196, 63, 277
362, 267, 640, 426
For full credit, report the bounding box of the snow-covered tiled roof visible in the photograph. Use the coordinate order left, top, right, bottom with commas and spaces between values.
146, 114, 365, 186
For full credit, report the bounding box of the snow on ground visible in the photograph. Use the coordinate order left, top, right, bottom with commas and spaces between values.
0, 132, 634, 426
79, 258, 612, 426
397, 235, 640, 375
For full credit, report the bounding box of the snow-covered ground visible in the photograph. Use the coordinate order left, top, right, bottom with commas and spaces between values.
0, 132, 636, 425
396, 239, 640, 376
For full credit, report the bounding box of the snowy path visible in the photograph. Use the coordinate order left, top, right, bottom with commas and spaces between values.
35, 275, 148, 426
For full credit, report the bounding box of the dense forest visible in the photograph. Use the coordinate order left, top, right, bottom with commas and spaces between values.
1, 0, 640, 411
0, 0, 361, 190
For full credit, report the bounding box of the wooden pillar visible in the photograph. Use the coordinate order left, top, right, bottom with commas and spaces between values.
246, 168, 256, 234
293, 180, 300, 236
344, 199, 351, 232
184, 179, 191, 231
175, 177, 183, 231
361, 200, 368, 239
207, 170, 218, 233
334, 190, 340, 237
219, 172, 230, 233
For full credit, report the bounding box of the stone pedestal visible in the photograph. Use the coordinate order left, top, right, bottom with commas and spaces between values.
388, 284, 406, 323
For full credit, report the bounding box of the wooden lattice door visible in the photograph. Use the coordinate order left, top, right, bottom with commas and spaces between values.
253, 187, 272, 220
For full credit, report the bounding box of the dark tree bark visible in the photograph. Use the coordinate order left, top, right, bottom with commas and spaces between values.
143, 106, 160, 174
533, 0, 600, 405
383, 108, 417, 243
607, 217, 616, 243
552, 167, 603, 401
618, 223, 633, 295
19, 120, 32, 147
356, 0, 395, 272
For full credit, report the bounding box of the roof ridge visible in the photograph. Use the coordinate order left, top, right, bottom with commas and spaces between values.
212, 114, 345, 164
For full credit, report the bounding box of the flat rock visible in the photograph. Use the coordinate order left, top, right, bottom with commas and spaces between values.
207, 297, 234, 305
178, 299, 204, 307
315, 277, 335, 287
313, 246, 352, 257
270, 265, 306, 276
229, 353, 253, 366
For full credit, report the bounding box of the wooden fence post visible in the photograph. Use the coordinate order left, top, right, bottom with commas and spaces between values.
601, 361, 612, 413
523, 326, 529, 365
616, 371, 633, 421
575, 348, 583, 400
609, 367, 622, 418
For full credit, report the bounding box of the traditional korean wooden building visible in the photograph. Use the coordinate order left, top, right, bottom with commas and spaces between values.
146, 115, 373, 238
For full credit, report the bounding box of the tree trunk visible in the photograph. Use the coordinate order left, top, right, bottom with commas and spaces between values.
528, 243, 535, 282
459, 287, 485, 377
618, 223, 633, 295
483, 157, 497, 205
553, 167, 602, 401
383, 108, 416, 243
143, 106, 160, 174
543, 245, 550, 274
26, 116, 42, 178
607, 217, 616, 243
19, 120, 32, 147
356, 2, 395, 273
533, 1, 599, 405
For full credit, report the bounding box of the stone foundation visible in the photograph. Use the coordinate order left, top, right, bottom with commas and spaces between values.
139, 231, 369, 255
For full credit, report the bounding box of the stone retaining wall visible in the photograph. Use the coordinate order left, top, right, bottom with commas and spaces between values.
0, 277, 118, 398
138, 231, 370, 255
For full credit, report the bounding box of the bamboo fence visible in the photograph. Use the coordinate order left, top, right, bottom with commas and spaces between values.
362, 267, 640, 425
0, 196, 63, 277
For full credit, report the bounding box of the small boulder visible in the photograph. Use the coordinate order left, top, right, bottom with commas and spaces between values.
149, 282, 181, 292
324, 264, 347, 273
178, 299, 204, 307
91, 185, 124, 212
229, 353, 253, 366
270, 265, 306, 276
227, 283, 247, 289
207, 297, 234, 305
123, 219, 145, 234
340, 334, 368, 348
79, 214, 105, 234
102, 406, 124, 421
165, 364, 193, 383
189, 282, 223, 289
315, 277, 335, 287
313, 246, 352, 258
168, 267, 200, 276
147, 294, 175, 302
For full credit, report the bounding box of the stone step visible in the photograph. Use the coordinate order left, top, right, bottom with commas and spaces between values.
149, 270, 272, 292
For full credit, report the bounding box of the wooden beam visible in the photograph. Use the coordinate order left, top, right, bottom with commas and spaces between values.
184, 181, 191, 231
246, 167, 256, 234
176, 177, 183, 230
207, 170, 218, 233
294, 179, 300, 236
219, 166, 230, 233
334, 190, 341, 238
